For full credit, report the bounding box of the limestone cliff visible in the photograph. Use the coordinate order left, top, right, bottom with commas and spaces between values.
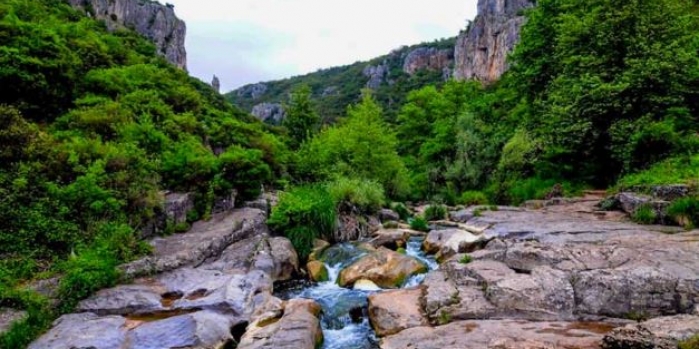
402, 47, 453, 79
453, 0, 533, 83
69, 0, 187, 69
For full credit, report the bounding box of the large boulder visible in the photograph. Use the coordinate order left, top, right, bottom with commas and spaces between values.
76, 285, 164, 316
602, 315, 699, 349
306, 260, 329, 282
422, 228, 486, 261
338, 247, 428, 288
370, 229, 411, 249
368, 288, 429, 336
378, 209, 401, 222
126, 311, 235, 349
238, 299, 323, 349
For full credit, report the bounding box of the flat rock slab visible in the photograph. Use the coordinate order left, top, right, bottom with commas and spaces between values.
380, 319, 616, 349
77, 285, 164, 316
29, 313, 128, 349
126, 311, 234, 349
368, 288, 429, 336
121, 208, 267, 278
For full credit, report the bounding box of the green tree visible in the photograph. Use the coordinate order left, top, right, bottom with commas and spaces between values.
283, 85, 319, 149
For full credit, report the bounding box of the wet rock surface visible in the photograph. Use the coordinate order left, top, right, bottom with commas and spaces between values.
238, 299, 323, 349
338, 247, 428, 288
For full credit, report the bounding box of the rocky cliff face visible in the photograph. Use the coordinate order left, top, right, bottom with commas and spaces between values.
403, 47, 453, 78
69, 0, 187, 69
453, 0, 533, 83
251, 103, 285, 124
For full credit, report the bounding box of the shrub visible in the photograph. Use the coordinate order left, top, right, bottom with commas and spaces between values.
325, 177, 385, 213
668, 197, 699, 229
268, 186, 337, 260
57, 249, 120, 312
632, 204, 657, 225
410, 216, 429, 232
459, 254, 472, 264
459, 191, 488, 206
391, 202, 412, 221
424, 204, 448, 221
679, 334, 699, 349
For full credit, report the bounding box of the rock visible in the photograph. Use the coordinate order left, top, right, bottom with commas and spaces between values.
651, 184, 691, 201
238, 299, 323, 349
338, 247, 428, 288
212, 189, 237, 214
68, 0, 186, 69
335, 212, 374, 242
379, 209, 401, 222
363, 63, 388, 89
251, 103, 285, 124
602, 315, 699, 349
368, 288, 429, 336
402, 47, 453, 76
307, 260, 329, 282
141, 191, 195, 238
76, 285, 164, 316
423, 229, 485, 261
29, 313, 128, 349
0, 308, 26, 335
121, 208, 268, 278
370, 229, 410, 249
172, 270, 273, 317
380, 319, 614, 349
354, 279, 381, 291
157, 268, 231, 298
211, 75, 220, 93
268, 237, 299, 281
236, 83, 268, 100
453, 0, 534, 83
308, 239, 331, 262
126, 311, 234, 349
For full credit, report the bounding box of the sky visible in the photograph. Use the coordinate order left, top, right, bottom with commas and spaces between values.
165, 0, 478, 92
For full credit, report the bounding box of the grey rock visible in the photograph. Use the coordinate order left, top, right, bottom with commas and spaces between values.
29, 313, 127, 349
238, 299, 323, 349
77, 285, 163, 316
370, 229, 410, 249
402, 47, 454, 76
268, 237, 299, 281
157, 268, 231, 298
368, 288, 429, 336
251, 103, 285, 124
236, 83, 268, 99
379, 208, 400, 222
363, 63, 388, 89
453, 0, 534, 83
602, 315, 699, 349
0, 308, 26, 335
651, 184, 691, 201
68, 0, 186, 69
126, 311, 234, 349
423, 228, 485, 261
141, 191, 195, 238
211, 75, 220, 93
121, 208, 268, 278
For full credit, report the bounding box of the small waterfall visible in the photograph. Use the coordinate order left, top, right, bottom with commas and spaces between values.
276, 237, 438, 349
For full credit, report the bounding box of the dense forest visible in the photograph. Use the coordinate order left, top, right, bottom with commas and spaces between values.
1, 0, 699, 346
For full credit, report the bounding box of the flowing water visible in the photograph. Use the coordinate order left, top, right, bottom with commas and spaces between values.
276, 236, 437, 349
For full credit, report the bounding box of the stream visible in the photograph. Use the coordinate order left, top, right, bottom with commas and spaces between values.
276, 236, 438, 349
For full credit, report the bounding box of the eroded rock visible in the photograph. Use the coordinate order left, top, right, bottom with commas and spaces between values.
238, 299, 323, 349
368, 288, 429, 336
338, 247, 428, 288
602, 315, 699, 349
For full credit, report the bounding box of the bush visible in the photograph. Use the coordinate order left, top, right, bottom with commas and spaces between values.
410, 216, 429, 232
632, 204, 657, 225
391, 202, 412, 221
423, 204, 447, 221
458, 191, 488, 206
668, 197, 699, 229
616, 154, 699, 188
325, 177, 385, 213
267, 186, 337, 260
459, 254, 472, 264
679, 334, 699, 349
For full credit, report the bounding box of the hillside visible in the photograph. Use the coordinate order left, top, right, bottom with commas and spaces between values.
226, 38, 456, 123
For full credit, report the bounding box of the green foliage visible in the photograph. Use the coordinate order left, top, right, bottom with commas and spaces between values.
679, 334, 699, 349
423, 204, 447, 221
325, 177, 385, 214
632, 205, 657, 225
459, 191, 489, 206
283, 85, 320, 149
459, 254, 472, 264
296, 91, 410, 198
391, 203, 412, 221
409, 217, 429, 232
268, 186, 337, 259
668, 197, 699, 229
616, 154, 699, 188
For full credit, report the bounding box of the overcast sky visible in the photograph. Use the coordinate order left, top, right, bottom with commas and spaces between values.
165, 0, 478, 92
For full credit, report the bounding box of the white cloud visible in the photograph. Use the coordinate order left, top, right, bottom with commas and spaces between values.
166, 0, 478, 91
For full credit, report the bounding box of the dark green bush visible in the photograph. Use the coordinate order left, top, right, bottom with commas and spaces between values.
410, 216, 429, 232
391, 202, 412, 221
325, 177, 385, 213
679, 334, 699, 349
632, 204, 657, 225
267, 186, 337, 259
668, 197, 699, 229
459, 191, 489, 206
423, 204, 448, 221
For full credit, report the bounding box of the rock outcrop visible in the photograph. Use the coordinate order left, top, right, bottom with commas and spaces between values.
403, 47, 453, 78
602, 315, 699, 349
68, 0, 187, 69
453, 0, 534, 83
363, 63, 389, 89
211, 75, 220, 93
236, 83, 268, 100
251, 103, 285, 124
238, 299, 323, 349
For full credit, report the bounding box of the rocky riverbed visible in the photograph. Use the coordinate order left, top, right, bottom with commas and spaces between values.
20, 194, 699, 349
